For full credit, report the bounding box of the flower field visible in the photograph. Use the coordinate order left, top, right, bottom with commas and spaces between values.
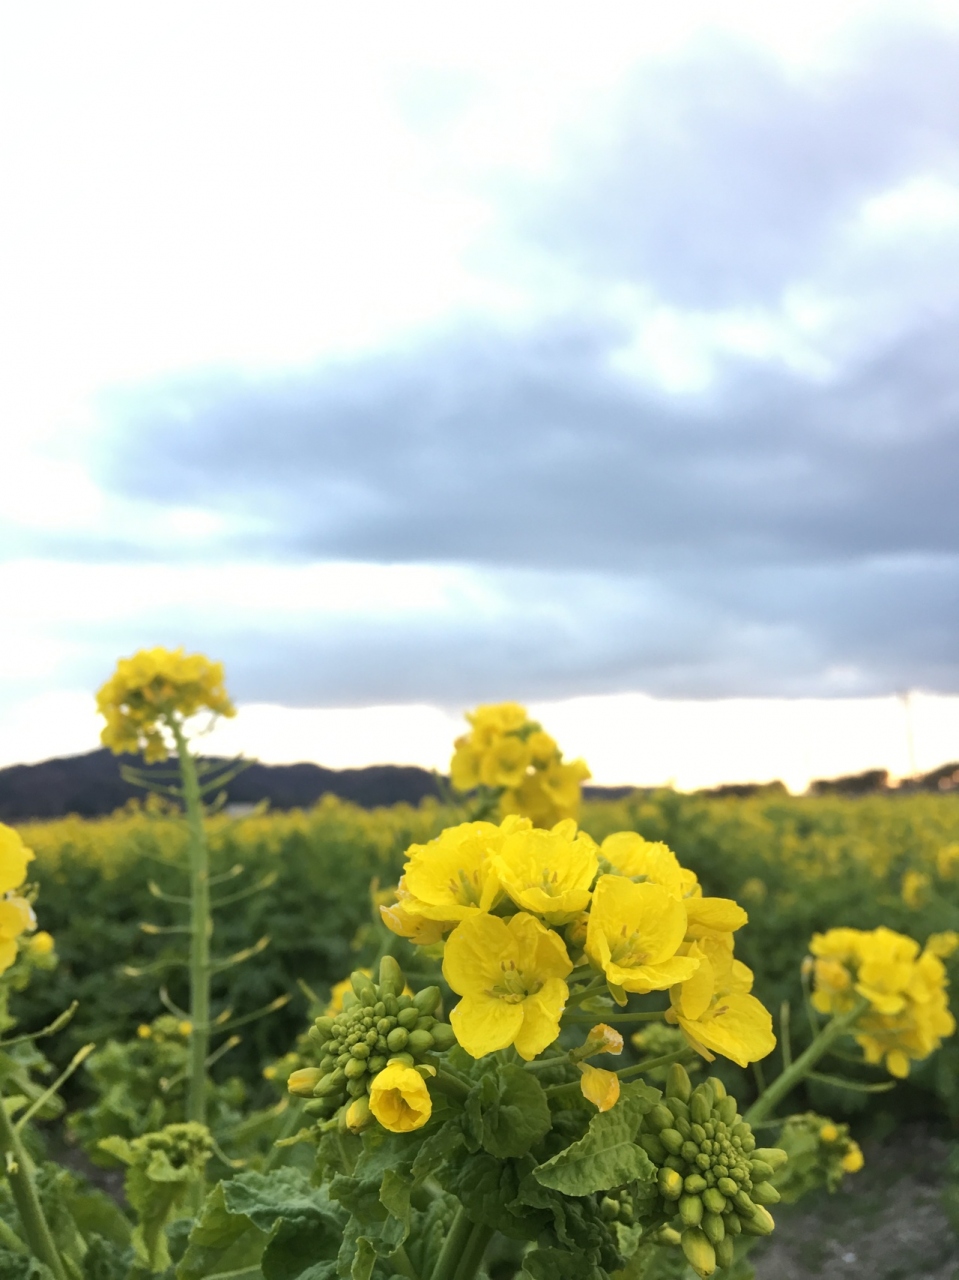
0, 651, 957, 1280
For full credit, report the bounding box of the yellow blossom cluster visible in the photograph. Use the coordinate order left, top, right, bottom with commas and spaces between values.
449, 702, 590, 827
0, 824, 41, 975
97, 647, 235, 762
381, 817, 775, 1068
809, 925, 957, 1077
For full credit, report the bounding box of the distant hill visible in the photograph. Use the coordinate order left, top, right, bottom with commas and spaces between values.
0, 748, 635, 823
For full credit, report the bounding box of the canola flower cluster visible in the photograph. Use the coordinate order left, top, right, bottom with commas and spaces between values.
449, 702, 590, 828
288, 956, 456, 1134
809, 925, 956, 1077
637, 1064, 786, 1278
381, 816, 776, 1069
97, 647, 235, 763
772, 1113, 863, 1203
0, 823, 49, 976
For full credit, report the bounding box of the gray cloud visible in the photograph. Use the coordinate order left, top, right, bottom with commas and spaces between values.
77, 21, 959, 701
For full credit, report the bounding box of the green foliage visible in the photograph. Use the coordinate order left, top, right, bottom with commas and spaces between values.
533, 1083, 659, 1196
464, 1063, 552, 1159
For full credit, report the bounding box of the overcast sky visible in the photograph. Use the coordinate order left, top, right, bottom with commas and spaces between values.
3, 2, 959, 785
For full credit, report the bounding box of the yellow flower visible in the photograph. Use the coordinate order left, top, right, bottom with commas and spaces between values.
854, 927, 920, 1015
585, 875, 699, 1000
26, 930, 55, 958
96, 647, 235, 762
576, 1023, 624, 1060
0, 896, 34, 974
527, 730, 558, 766
841, 1143, 864, 1173
178, 1021, 192, 1037
926, 931, 959, 959
809, 928, 865, 1016
368, 1063, 433, 1132
137, 1025, 152, 1039
379, 893, 448, 945
901, 870, 930, 909
400, 818, 526, 924
262, 1065, 277, 1081
600, 833, 687, 898
443, 912, 572, 1060
450, 738, 483, 791
464, 703, 529, 749
494, 820, 598, 923
539, 758, 591, 812
0, 824, 34, 895
480, 736, 531, 788
578, 1064, 620, 1112
667, 936, 775, 1068
937, 843, 959, 879
819, 1122, 839, 1143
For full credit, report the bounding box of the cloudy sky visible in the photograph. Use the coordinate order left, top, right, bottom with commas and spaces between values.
3, 1, 959, 789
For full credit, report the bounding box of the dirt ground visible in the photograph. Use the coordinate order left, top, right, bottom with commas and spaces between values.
751, 1124, 959, 1280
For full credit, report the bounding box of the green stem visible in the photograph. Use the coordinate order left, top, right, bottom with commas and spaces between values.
432, 1069, 471, 1102
564, 975, 606, 1008
171, 719, 210, 1130
544, 1049, 689, 1101
429, 1204, 475, 1280
562, 1009, 668, 1025
452, 1219, 494, 1280
391, 1242, 421, 1280
0, 1094, 68, 1280
745, 998, 870, 1125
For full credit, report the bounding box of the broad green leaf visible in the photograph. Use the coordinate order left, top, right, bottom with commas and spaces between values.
176, 1182, 268, 1280
521, 1247, 607, 1280
439, 1148, 550, 1241
466, 1066, 552, 1159
533, 1082, 659, 1196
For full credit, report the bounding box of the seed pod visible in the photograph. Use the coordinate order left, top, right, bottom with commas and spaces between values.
378, 955, 405, 998
431, 1023, 457, 1051
413, 986, 441, 1015
749, 1160, 774, 1180
716, 1096, 737, 1127
407, 1029, 434, 1054
741, 1206, 774, 1237
666, 1063, 692, 1102
754, 1147, 788, 1172
702, 1211, 725, 1246
660, 1128, 684, 1155
679, 1194, 704, 1227
690, 1088, 712, 1126
387, 1027, 410, 1052
684, 1173, 708, 1194
640, 1133, 667, 1162
714, 1236, 735, 1270
681, 1227, 717, 1278
658, 1167, 684, 1200
751, 1181, 780, 1206
647, 1104, 675, 1132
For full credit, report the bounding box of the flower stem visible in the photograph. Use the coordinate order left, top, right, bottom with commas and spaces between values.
745, 998, 870, 1125
452, 1219, 494, 1280
429, 1204, 475, 1280
0, 1092, 68, 1280
563, 1009, 668, 1025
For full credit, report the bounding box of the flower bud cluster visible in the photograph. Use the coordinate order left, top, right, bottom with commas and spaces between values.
773, 1112, 863, 1201
637, 1065, 786, 1277
288, 956, 455, 1124
599, 1187, 639, 1227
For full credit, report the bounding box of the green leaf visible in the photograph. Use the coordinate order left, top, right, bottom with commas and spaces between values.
521, 1247, 608, 1280
176, 1181, 268, 1280
439, 1148, 550, 1241
533, 1082, 659, 1196
465, 1065, 552, 1159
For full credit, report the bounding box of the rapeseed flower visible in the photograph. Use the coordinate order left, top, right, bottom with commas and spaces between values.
368, 1062, 433, 1132
578, 1064, 620, 1112
0, 824, 33, 894
666, 936, 775, 1067
443, 911, 572, 1059
394, 818, 524, 927
494, 819, 598, 923
97, 647, 235, 762
585, 875, 699, 1000
0, 896, 34, 974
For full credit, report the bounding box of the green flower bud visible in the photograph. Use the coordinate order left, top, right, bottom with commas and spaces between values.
691, 1123, 707, 1145
690, 1089, 712, 1126
346, 1095, 373, 1133
702, 1212, 725, 1246
702, 1188, 726, 1215
716, 1096, 737, 1127
287, 1068, 323, 1097
314, 1069, 344, 1097
647, 1103, 675, 1132
684, 1174, 708, 1194
640, 1133, 667, 1162
679, 1194, 704, 1227
754, 1147, 788, 1172
407, 1029, 435, 1054
318, 1055, 335, 1073
675, 1116, 693, 1140
377, 1017, 393, 1034
387, 1027, 410, 1052
723, 1211, 742, 1236
682, 1141, 700, 1163
717, 1177, 738, 1198
654, 1226, 682, 1246
681, 1227, 717, 1278
658, 1168, 684, 1201
733, 1190, 756, 1217
344, 1057, 367, 1080
664, 1156, 685, 1173
751, 1181, 780, 1206
660, 1128, 684, 1155
347, 1078, 366, 1097
600, 1197, 619, 1222
741, 1206, 774, 1237
396, 993, 412, 1010
430, 1023, 456, 1051
314, 1015, 336, 1037
398, 1007, 420, 1030
383, 995, 399, 1016
351, 971, 375, 1000
714, 1236, 735, 1269
666, 1063, 692, 1102
708, 1077, 726, 1101
378, 955, 405, 997
367, 1055, 386, 1073
413, 986, 441, 1015
351, 1042, 370, 1059
303, 1098, 330, 1116
387, 1052, 414, 1068
749, 1159, 774, 1180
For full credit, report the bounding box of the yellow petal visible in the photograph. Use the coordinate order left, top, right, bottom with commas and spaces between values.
514, 979, 568, 1060
450, 994, 524, 1059
579, 1064, 621, 1112
677, 993, 775, 1068
684, 897, 748, 936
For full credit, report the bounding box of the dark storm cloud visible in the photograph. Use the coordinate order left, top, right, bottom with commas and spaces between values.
82, 22, 959, 700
